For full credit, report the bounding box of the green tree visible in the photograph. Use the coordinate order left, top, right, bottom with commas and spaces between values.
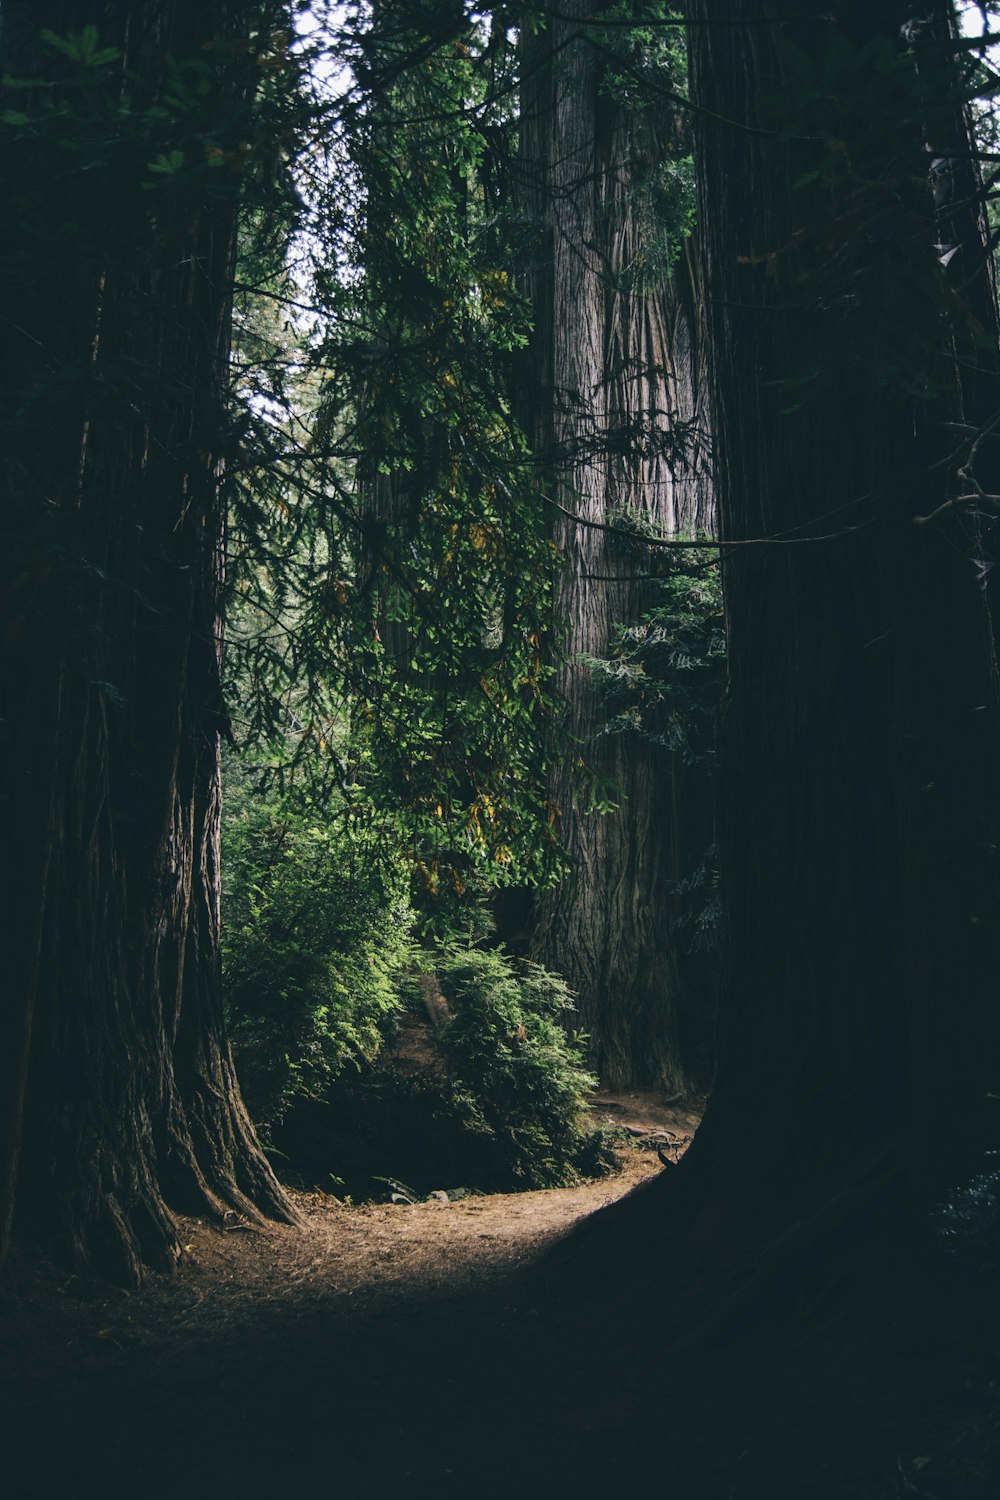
228, 2, 565, 914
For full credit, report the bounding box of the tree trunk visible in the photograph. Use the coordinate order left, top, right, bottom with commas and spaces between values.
0, 0, 296, 1281
523, 5, 714, 1092
676, 0, 1000, 1231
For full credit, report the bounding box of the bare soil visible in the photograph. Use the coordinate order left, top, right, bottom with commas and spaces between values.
1, 1096, 998, 1500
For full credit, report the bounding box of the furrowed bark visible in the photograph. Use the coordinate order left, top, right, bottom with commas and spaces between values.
678, 0, 1000, 1229
521, 4, 715, 1092
1, 0, 296, 1281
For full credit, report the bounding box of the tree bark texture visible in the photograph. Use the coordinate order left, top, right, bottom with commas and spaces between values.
680, 0, 1000, 1226
0, 0, 295, 1280
523, 5, 714, 1092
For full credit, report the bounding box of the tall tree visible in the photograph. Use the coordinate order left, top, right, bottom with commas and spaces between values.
299, 1, 561, 901
522, 3, 714, 1092
0, 0, 296, 1280
672, 0, 1000, 1233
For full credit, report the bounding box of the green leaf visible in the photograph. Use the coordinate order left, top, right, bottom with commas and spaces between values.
39, 27, 119, 67
147, 149, 186, 176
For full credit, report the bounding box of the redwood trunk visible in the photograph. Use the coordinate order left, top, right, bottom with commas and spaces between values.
1, 0, 295, 1280
679, 0, 1000, 1226
523, 6, 714, 1091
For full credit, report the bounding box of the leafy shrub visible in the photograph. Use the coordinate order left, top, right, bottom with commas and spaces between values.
267, 946, 618, 1196
434, 948, 615, 1188
222, 760, 615, 1190
222, 761, 411, 1133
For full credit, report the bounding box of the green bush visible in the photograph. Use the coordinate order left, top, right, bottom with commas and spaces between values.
434, 948, 614, 1188
221, 760, 615, 1192
221, 762, 411, 1133
266, 946, 618, 1197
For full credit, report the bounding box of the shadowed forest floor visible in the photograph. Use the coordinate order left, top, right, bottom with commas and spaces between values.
2, 1096, 999, 1500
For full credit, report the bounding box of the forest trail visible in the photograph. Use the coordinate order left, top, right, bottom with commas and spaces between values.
0, 1098, 686, 1500
2, 1095, 996, 1500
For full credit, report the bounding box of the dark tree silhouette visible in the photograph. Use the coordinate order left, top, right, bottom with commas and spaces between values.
0, 0, 295, 1281
673, 0, 1000, 1235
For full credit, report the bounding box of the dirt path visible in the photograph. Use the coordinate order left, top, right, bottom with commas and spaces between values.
0, 1106, 687, 1500
129, 1136, 669, 1331
2, 1091, 691, 1338
2, 1097, 997, 1500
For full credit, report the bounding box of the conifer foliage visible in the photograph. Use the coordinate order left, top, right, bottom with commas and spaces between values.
228, 1, 563, 899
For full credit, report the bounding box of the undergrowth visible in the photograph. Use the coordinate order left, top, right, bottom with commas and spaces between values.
222, 762, 617, 1197
267, 949, 619, 1199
